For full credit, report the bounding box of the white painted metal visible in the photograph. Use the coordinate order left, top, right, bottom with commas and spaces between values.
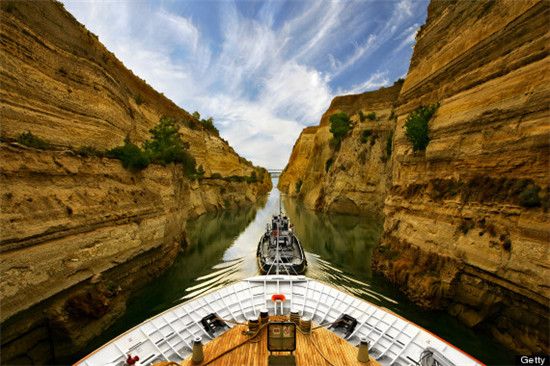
75, 276, 484, 366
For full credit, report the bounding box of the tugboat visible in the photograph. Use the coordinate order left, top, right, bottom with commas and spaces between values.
256, 213, 307, 275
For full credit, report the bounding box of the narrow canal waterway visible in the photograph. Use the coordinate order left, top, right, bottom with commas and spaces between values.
81, 179, 515, 365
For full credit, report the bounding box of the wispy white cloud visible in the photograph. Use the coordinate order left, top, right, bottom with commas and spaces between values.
339, 71, 391, 95
62, 0, 426, 168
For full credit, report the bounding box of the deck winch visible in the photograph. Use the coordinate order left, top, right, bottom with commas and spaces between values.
329, 313, 358, 338
200, 313, 229, 337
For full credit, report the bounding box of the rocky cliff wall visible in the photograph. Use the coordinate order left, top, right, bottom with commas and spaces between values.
0, 1, 254, 177
372, 0, 549, 354
0, 1, 270, 363
278, 83, 401, 214
0, 144, 268, 363
280, 0, 549, 354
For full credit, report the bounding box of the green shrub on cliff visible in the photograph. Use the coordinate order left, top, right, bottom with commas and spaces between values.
358, 111, 366, 122
519, 185, 541, 207
404, 103, 439, 151
325, 157, 334, 172
77, 146, 104, 157
17, 131, 50, 149
329, 112, 351, 147
360, 130, 372, 143
108, 118, 196, 175
192, 111, 220, 136
366, 112, 377, 121
295, 180, 303, 193
134, 94, 144, 105
144, 117, 196, 175
107, 139, 149, 171
201, 117, 219, 136
386, 132, 393, 157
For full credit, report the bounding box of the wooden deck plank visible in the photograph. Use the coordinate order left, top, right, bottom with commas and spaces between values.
177, 316, 380, 366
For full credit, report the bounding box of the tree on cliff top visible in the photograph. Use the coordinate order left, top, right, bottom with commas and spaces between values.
404, 103, 439, 152
144, 117, 196, 175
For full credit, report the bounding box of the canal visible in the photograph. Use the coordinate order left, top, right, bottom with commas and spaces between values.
80, 179, 515, 365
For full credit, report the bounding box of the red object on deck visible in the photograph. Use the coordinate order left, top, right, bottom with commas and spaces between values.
126, 355, 139, 365
271, 294, 286, 302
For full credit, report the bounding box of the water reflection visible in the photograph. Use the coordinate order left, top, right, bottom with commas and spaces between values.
283, 196, 383, 277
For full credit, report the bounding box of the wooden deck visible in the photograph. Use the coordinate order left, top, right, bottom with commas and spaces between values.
173, 316, 380, 366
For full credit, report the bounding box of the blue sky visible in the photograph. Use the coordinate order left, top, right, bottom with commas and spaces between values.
63, 0, 428, 169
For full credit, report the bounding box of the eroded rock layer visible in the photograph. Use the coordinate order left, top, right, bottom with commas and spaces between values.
0, 1, 270, 363
278, 83, 402, 214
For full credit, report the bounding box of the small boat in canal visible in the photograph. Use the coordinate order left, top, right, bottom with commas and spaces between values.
75, 275, 484, 366
256, 213, 307, 275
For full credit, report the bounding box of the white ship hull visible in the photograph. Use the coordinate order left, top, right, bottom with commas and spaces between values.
76, 275, 484, 366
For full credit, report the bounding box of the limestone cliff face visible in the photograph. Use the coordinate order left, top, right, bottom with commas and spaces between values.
374, 0, 549, 354
0, 1, 258, 177
280, 0, 549, 355
0, 1, 270, 363
278, 83, 401, 214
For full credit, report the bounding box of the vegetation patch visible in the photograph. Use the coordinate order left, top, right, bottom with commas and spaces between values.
134, 94, 144, 105
193, 111, 219, 136
144, 117, 196, 174
107, 139, 150, 172
108, 117, 196, 175
329, 112, 351, 148
458, 218, 475, 235
360, 130, 372, 144
295, 180, 303, 193
404, 103, 439, 152
397, 176, 548, 211
17, 131, 50, 149
77, 146, 104, 157
386, 132, 393, 157
518, 185, 541, 207
359, 149, 367, 164
2, 2, 16, 12
389, 109, 396, 121
325, 157, 334, 172
366, 112, 377, 121
358, 111, 366, 122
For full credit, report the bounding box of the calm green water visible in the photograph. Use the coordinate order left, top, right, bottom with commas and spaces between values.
79, 179, 515, 365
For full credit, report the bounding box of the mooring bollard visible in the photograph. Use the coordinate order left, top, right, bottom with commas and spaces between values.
290, 308, 301, 325
192, 337, 204, 364
300, 316, 312, 334
260, 309, 269, 325
357, 336, 370, 363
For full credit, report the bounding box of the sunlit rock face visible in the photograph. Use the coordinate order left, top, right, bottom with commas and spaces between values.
374, 0, 549, 355
0, 1, 270, 363
278, 82, 402, 215
281, 0, 549, 354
